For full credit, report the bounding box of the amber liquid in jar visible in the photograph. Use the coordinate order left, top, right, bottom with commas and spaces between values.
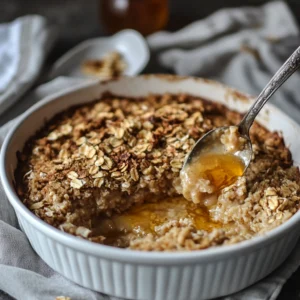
100, 0, 169, 35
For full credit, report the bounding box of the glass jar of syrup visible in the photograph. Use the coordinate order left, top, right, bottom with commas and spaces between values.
100, 0, 169, 36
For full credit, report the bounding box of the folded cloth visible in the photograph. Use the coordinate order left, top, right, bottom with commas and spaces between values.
1, 74, 300, 300
0, 15, 57, 116
148, 1, 300, 124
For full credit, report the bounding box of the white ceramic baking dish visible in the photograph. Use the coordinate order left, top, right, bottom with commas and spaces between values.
1, 75, 300, 300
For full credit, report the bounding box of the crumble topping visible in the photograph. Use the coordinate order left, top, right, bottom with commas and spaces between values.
16, 93, 300, 251
81, 51, 127, 79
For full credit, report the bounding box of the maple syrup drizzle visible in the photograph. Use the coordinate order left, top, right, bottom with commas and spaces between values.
92, 197, 221, 246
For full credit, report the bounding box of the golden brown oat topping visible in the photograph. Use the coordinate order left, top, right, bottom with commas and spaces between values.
16, 93, 300, 251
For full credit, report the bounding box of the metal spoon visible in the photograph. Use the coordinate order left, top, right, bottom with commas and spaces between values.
183, 46, 300, 172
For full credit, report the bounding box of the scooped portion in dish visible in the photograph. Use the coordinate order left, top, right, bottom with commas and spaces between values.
180, 126, 247, 206
16, 93, 300, 251
180, 152, 245, 206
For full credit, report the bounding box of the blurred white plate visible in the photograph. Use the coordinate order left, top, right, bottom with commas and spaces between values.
49, 29, 150, 79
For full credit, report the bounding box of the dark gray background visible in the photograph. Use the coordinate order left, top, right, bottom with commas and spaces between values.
1, 0, 299, 64
0, 0, 299, 299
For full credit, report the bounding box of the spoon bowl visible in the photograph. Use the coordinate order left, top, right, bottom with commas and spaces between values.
183, 126, 252, 173
183, 45, 300, 178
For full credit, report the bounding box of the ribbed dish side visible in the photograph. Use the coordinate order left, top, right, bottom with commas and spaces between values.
15, 212, 299, 300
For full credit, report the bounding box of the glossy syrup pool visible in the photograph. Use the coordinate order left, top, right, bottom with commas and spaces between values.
181, 151, 245, 206
92, 153, 244, 246
92, 197, 221, 246
192, 152, 245, 191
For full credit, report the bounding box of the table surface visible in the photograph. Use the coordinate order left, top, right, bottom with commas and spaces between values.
1, 0, 300, 299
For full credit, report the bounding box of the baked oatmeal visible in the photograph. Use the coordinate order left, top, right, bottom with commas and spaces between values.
16, 93, 300, 251
220, 126, 247, 153
181, 152, 245, 206
180, 126, 247, 205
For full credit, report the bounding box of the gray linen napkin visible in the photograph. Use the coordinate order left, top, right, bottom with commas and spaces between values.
148, 1, 300, 124
0, 15, 57, 116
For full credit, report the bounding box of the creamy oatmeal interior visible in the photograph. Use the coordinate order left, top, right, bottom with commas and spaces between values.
180, 126, 247, 205
16, 93, 300, 251
220, 126, 247, 153
180, 152, 245, 206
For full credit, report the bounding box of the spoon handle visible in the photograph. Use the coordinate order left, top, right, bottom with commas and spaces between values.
239, 46, 300, 135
